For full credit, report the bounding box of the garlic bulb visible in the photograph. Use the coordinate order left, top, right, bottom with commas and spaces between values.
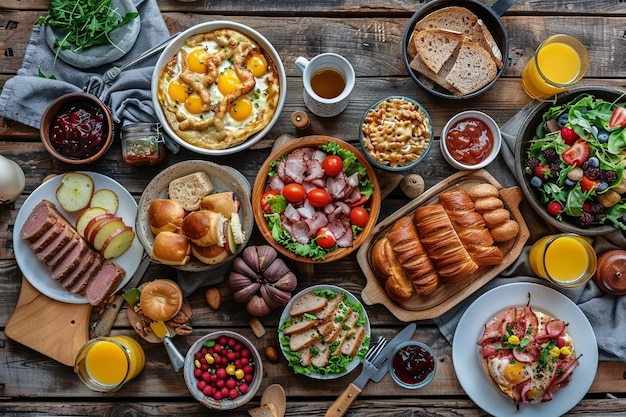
228, 245, 297, 317
0, 155, 25, 204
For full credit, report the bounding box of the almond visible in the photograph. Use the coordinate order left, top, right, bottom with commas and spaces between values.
265, 346, 279, 362
205, 287, 221, 310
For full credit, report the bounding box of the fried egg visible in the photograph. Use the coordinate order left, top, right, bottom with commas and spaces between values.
157, 29, 280, 150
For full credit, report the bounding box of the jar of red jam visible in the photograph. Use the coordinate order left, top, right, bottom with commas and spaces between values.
121, 123, 165, 165
389, 341, 436, 389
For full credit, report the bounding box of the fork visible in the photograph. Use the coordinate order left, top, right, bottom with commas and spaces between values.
366, 336, 388, 365
101, 32, 180, 84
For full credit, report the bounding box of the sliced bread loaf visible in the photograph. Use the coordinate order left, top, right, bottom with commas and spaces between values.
415, 28, 464, 73
469, 19, 503, 68
415, 6, 478, 34
168, 171, 215, 211
445, 38, 498, 95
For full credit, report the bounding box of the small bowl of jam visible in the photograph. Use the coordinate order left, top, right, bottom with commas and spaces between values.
40, 93, 113, 164
389, 340, 436, 389
440, 110, 501, 171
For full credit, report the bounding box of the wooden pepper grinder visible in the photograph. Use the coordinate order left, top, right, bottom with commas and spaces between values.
290, 111, 310, 129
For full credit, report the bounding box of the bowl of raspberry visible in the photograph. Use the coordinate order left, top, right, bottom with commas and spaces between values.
183, 330, 263, 409
40, 92, 113, 164
514, 86, 626, 235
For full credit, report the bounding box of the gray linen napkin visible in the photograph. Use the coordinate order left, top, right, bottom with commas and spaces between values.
0, 0, 178, 152
433, 99, 626, 362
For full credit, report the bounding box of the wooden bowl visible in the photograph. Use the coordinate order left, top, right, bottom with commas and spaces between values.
252, 136, 381, 263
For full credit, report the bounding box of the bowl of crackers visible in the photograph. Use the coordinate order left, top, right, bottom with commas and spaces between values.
359, 96, 433, 172
402, 0, 509, 99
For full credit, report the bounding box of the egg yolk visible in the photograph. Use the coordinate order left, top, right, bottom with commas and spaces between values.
504, 361, 526, 385
229, 96, 253, 121
246, 53, 268, 77
187, 49, 209, 74
185, 93, 204, 114
168, 79, 191, 103
217, 69, 241, 95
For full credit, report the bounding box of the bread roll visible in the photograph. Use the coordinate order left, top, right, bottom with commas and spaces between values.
200, 192, 239, 219
139, 279, 183, 321
473, 196, 504, 213
468, 183, 499, 199
182, 210, 226, 247
148, 199, 185, 234
192, 243, 229, 265
371, 236, 414, 301
482, 208, 512, 228
152, 231, 191, 266
168, 172, 215, 211
386, 216, 439, 296
490, 219, 520, 242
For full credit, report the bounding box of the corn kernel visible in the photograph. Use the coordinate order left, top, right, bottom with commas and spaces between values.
235, 368, 245, 379
560, 346, 572, 356
194, 359, 201, 368
204, 353, 214, 364
507, 335, 521, 345
550, 346, 561, 358
226, 364, 236, 375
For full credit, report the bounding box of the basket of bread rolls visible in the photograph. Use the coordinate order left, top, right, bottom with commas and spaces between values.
136, 160, 253, 271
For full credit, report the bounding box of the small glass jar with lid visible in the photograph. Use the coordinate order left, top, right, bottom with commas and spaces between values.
121, 123, 165, 165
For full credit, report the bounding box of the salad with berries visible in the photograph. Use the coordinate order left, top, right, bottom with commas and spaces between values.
523, 93, 626, 230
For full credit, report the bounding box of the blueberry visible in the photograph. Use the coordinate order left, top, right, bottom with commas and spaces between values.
530, 176, 543, 188
587, 156, 600, 168
597, 129, 609, 143
597, 182, 609, 192
565, 178, 576, 187
557, 112, 569, 127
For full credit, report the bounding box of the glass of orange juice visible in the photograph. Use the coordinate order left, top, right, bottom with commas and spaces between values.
521, 34, 589, 100
74, 335, 145, 392
529, 233, 597, 288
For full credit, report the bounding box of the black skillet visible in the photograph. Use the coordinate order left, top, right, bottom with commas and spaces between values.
402, 0, 517, 99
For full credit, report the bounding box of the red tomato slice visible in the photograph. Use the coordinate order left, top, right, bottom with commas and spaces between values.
349, 207, 369, 227
321, 155, 343, 176
261, 190, 279, 213
316, 227, 336, 249
282, 183, 306, 203
307, 188, 331, 207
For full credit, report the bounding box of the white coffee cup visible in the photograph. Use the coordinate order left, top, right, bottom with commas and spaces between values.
295, 53, 355, 117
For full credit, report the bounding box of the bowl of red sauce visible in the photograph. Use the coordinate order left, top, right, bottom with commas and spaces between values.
440, 110, 501, 170
389, 340, 437, 389
40, 93, 113, 164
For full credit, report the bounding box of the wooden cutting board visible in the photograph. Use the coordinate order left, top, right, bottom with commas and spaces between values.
5, 278, 91, 366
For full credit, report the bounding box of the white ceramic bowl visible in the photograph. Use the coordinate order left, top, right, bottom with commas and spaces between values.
440, 110, 501, 170
151, 21, 286, 156
388, 340, 437, 389
183, 331, 263, 409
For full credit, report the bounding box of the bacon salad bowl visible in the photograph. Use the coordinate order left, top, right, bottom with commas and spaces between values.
252, 136, 381, 263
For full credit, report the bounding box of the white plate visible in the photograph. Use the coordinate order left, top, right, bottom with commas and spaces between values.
453, 282, 598, 417
278, 284, 371, 379
13, 172, 143, 304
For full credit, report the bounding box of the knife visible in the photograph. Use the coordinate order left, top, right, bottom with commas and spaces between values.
90, 254, 151, 337
324, 323, 416, 417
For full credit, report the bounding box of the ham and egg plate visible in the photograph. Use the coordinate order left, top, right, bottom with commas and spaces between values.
477, 305, 579, 407
157, 29, 281, 150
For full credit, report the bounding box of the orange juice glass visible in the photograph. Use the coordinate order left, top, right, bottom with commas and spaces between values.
521, 35, 589, 100
74, 336, 145, 392
529, 233, 597, 288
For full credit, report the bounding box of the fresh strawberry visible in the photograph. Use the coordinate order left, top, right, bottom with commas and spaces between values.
561, 140, 590, 166
533, 165, 550, 179
609, 106, 626, 129
560, 126, 579, 145
582, 201, 592, 212
547, 201, 563, 217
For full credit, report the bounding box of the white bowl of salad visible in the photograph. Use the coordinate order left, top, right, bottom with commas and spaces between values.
252, 135, 381, 262
515, 86, 626, 235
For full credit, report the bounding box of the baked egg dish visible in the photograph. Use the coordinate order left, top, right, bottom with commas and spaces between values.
477, 305, 579, 407
156, 29, 281, 150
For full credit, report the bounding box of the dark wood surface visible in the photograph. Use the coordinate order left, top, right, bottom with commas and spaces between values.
1, 1, 626, 416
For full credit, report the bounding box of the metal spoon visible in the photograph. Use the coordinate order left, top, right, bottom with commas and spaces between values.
102, 32, 179, 84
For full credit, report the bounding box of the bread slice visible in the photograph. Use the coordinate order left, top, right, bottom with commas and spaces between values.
340, 326, 367, 357
469, 19, 503, 68
445, 38, 498, 95
414, 28, 464, 73
289, 328, 320, 351
168, 171, 215, 211
415, 6, 478, 34
310, 340, 330, 368
288, 292, 328, 317
283, 317, 320, 336
248, 403, 278, 417
410, 51, 461, 95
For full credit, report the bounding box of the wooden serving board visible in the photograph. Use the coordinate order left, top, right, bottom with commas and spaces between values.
5, 278, 91, 366
358, 169, 530, 321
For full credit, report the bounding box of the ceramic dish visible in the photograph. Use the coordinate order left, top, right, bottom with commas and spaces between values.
151, 21, 286, 156
514, 86, 626, 236
13, 172, 143, 303
453, 282, 598, 417
44, 0, 141, 69
252, 135, 381, 263
135, 160, 253, 272
358, 169, 529, 321
278, 285, 371, 379
359, 96, 433, 172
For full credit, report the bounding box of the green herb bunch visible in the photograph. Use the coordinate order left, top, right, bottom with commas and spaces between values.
35, 0, 139, 78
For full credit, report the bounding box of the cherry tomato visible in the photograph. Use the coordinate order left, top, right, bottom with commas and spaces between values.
282, 183, 306, 203
316, 227, 336, 249
261, 190, 279, 213
349, 207, 369, 227
307, 188, 331, 207
322, 155, 343, 176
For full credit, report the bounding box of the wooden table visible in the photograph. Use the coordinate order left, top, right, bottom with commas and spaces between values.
1, 1, 626, 415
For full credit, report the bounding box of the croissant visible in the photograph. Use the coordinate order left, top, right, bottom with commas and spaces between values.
371, 237, 414, 301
